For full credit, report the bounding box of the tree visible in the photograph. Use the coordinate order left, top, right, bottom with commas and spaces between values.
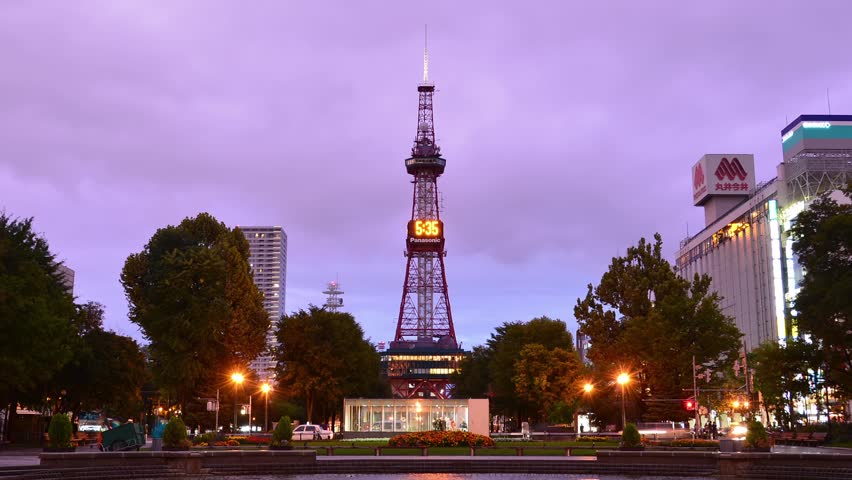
120, 212, 269, 405
512, 344, 583, 420
451, 316, 578, 425
276, 306, 387, 423
52, 302, 150, 421
791, 184, 852, 397
0, 214, 76, 441
750, 338, 817, 430
574, 234, 742, 423
452, 346, 491, 399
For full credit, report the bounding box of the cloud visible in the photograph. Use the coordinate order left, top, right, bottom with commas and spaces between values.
2, 1, 851, 346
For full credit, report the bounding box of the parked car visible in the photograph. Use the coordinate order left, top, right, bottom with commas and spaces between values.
292, 424, 333, 441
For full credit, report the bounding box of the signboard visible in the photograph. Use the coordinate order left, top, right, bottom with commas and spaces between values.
407, 219, 444, 251
692, 154, 754, 205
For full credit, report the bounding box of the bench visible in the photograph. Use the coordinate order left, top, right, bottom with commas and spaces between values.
801, 432, 828, 446
43, 433, 92, 447
771, 432, 796, 445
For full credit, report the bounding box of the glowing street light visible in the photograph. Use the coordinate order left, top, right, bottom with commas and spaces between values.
261, 383, 271, 433
617, 373, 630, 430
231, 372, 244, 433
577, 382, 595, 439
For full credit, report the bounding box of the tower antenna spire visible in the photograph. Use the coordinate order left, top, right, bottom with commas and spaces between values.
423, 24, 429, 84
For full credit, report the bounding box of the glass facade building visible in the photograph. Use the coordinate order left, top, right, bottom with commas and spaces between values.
343, 398, 488, 436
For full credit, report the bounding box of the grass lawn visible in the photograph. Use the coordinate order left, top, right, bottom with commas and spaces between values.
828, 441, 852, 449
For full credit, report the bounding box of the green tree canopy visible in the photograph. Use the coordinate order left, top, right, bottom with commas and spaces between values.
574, 233, 742, 424
512, 344, 583, 419
52, 302, 150, 420
791, 184, 852, 396
452, 316, 578, 424
1, 214, 76, 441
276, 306, 387, 422
120, 212, 269, 405
750, 337, 818, 429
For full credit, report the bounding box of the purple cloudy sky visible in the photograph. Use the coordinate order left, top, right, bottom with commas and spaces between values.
2, 1, 850, 348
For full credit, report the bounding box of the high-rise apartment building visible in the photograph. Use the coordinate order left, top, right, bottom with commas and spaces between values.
239, 226, 287, 383
57, 264, 75, 295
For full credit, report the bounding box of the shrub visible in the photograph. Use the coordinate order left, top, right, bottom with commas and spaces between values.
271, 416, 293, 446
745, 420, 769, 449
621, 423, 641, 447
192, 432, 218, 445
163, 416, 190, 448
47, 413, 73, 449
389, 431, 495, 448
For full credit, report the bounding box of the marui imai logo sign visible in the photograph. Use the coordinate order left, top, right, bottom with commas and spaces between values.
693, 163, 705, 189
692, 163, 707, 201
714, 157, 747, 181
692, 154, 755, 205
713, 157, 749, 192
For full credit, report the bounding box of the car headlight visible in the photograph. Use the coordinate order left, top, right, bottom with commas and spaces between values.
732, 425, 748, 436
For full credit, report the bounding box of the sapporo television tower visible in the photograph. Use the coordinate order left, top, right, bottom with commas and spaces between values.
382, 31, 466, 399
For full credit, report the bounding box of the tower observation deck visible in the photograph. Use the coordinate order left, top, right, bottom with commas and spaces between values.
382, 45, 466, 399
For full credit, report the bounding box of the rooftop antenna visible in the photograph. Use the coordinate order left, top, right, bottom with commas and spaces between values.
423, 24, 429, 84
827, 88, 832, 114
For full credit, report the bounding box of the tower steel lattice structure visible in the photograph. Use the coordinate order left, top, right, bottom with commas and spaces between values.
323, 280, 344, 312
382, 44, 466, 399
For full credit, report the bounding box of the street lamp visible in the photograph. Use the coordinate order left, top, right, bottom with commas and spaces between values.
577, 382, 594, 439
261, 383, 271, 433
231, 372, 244, 433
617, 373, 630, 430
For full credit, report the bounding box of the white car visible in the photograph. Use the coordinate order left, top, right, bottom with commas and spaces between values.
291, 424, 333, 441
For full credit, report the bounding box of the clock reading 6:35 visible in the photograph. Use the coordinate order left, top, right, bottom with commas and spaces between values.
415, 220, 440, 237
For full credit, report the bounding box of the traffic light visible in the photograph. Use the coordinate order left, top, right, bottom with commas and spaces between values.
684, 399, 696, 411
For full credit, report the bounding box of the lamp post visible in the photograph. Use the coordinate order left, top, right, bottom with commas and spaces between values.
617, 373, 630, 431
231, 373, 244, 433
261, 383, 270, 432
578, 382, 594, 439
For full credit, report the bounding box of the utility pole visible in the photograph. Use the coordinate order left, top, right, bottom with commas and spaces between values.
215, 389, 219, 433
693, 355, 700, 437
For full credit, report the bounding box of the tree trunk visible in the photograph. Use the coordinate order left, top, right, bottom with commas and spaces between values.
306, 392, 314, 423
6, 394, 18, 443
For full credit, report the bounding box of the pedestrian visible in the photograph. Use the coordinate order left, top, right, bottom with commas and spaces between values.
711, 423, 718, 439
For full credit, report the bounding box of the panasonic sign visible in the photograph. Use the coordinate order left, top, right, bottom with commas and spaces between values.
802, 121, 831, 129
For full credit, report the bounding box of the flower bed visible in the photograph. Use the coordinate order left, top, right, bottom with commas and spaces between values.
575, 436, 612, 443
239, 436, 270, 445
389, 431, 495, 448
648, 439, 719, 448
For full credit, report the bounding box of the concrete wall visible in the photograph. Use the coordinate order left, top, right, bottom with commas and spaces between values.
468, 399, 489, 436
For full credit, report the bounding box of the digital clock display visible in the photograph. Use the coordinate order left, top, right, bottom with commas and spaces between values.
408, 219, 443, 238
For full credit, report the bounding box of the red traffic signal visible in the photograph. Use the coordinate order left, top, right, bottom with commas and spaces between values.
684, 400, 695, 411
